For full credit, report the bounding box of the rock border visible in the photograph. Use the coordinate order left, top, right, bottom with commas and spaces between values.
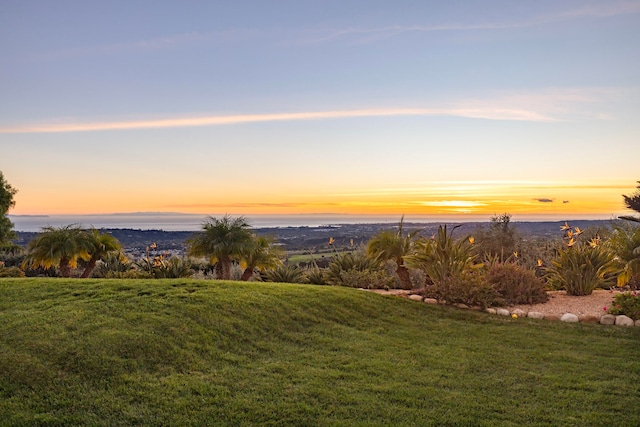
408, 294, 640, 327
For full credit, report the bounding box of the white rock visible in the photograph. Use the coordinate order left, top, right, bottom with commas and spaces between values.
560, 313, 579, 323
454, 303, 469, 309
527, 311, 544, 319
496, 308, 510, 316
615, 315, 634, 326
635, 319, 640, 327
424, 298, 438, 305
485, 308, 497, 314
512, 309, 527, 317
408, 294, 423, 302
600, 314, 616, 325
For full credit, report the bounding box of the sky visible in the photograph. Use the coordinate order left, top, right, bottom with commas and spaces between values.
1, 0, 639, 221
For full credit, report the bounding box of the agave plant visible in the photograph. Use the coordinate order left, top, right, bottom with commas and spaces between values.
546, 244, 620, 296
404, 225, 478, 284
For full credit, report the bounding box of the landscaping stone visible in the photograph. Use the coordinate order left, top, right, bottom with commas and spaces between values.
615, 315, 634, 326
579, 315, 600, 324
408, 294, 423, 302
496, 308, 510, 316
527, 311, 544, 319
454, 303, 470, 309
560, 313, 579, 323
423, 298, 438, 305
485, 308, 497, 314
636, 319, 640, 327
600, 314, 616, 325
512, 309, 526, 317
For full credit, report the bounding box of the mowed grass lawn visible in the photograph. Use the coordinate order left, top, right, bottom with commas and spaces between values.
1, 278, 639, 426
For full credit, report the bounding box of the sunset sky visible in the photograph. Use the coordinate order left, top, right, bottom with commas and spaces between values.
1, 1, 639, 220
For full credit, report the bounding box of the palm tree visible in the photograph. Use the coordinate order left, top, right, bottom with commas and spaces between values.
367, 216, 418, 289
609, 223, 640, 289
22, 225, 93, 277
79, 229, 123, 278
187, 215, 253, 279
620, 181, 640, 223
239, 236, 282, 281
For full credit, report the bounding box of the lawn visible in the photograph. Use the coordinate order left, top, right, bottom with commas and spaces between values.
1, 278, 639, 426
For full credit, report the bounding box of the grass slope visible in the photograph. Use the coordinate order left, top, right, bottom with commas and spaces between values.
1, 278, 639, 426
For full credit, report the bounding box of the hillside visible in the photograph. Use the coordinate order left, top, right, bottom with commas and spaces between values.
1, 278, 639, 425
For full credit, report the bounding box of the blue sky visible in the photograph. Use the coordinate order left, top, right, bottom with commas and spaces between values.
1, 0, 639, 218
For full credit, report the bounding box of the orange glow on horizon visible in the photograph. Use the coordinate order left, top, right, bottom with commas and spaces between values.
9, 180, 633, 219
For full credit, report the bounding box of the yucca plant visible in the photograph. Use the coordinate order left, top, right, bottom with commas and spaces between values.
546, 244, 619, 295
404, 224, 478, 284
264, 264, 306, 284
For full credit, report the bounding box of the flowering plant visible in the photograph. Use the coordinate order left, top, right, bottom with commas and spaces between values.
608, 292, 640, 320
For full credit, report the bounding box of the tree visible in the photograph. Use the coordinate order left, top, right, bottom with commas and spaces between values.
239, 235, 282, 281
187, 215, 254, 279
473, 213, 517, 261
620, 181, 640, 223
367, 216, 418, 289
0, 171, 18, 250
22, 225, 93, 277
79, 229, 123, 278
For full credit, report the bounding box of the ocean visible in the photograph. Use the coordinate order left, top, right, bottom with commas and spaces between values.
8, 212, 615, 232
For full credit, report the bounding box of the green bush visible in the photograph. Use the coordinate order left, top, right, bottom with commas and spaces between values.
484, 262, 548, 305
426, 271, 497, 308
336, 268, 396, 289
608, 292, 640, 320
0, 266, 25, 277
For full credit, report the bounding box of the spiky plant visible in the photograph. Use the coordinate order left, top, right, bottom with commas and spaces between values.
264, 264, 306, 284
546, 244, 619, 296
404, 225, 478, 284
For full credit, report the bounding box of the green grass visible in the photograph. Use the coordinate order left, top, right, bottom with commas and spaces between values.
1, 278, 639, 426
287, 252, 337, 264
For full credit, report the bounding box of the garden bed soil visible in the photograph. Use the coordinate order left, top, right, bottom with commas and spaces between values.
371, 288, 625, 321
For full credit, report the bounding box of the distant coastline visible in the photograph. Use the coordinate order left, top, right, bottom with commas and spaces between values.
8, 212, 623, 233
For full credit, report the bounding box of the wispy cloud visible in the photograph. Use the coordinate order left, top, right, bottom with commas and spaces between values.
533, 198, 555, 203
302, 1, 640, 44
0, 106, 556, 134
0, 86, 621, 133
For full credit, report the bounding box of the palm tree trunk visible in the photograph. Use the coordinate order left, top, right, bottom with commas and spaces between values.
221, 258, 232, 280
80, 256, 99, 278
215, 262, 224, 279
396, 264, 412, 289
240, 267, 253, 281
59, 257, 72, 278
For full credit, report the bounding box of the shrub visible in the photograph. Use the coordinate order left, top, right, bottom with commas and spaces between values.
0, 266, 25, 277
304, 267, 327, 285
484, 262, 548, 305
264, 264, 305, 284
608, 292, 640, 320
426, 271, 496, 308
336, 268, 396, 289
325, 251, 384, 287
546, 245, 619, 296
